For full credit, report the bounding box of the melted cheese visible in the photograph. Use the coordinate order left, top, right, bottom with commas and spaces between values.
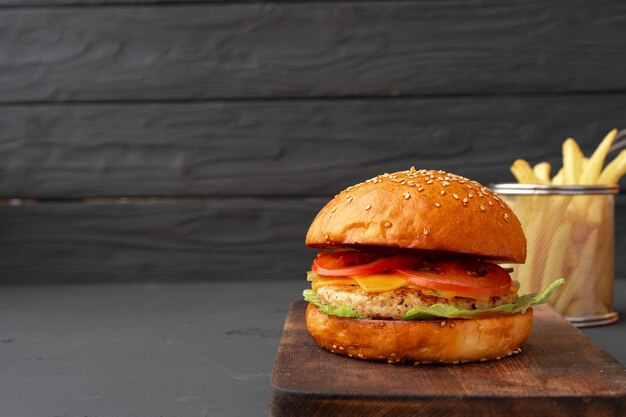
311, 277, 355, 291
311, 274, 408, 293
352, 274, 408, 293
311, 273, 518, 301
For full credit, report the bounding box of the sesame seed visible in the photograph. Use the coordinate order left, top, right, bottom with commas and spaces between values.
347, 197, 353, 204
423, 227, 429, 236
385, 222, 392, 228
387, 360, 394, 364
503, 213, 510, 222
339, 347, 344, 350
434, 202, 441, 207
346, 194, 351, 199
450, 323, 455, 328
440, 190, 445, 196
468, 193, 474, 198
488, 201, 493, 206
462, 198, 468, 204
480, 205, 486, 211
478, 192, 484, 197
414, 362, 420, 365
404, 192, 411, 200
418, 186, 424, 192
365, 204, 371, 210
407, 180, 415, 186
452, 360, 460, 364
426, 180, 433, 185
330, 207, 337, 213
400, 181, 406, 185
480, 358, 487, 362
348, 354, 353, 358
332, 345, 337, 349
453, 193, 459, 200
391, 353, 397, 357
440, 321, 446, 327
442, 181, 450, 187
325, 234, 329, 240
358, 353, 364, 358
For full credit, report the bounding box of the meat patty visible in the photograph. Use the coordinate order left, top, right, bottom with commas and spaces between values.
315, 285, 518, 320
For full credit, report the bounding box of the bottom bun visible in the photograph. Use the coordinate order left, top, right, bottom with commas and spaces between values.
305, 304, 533, 364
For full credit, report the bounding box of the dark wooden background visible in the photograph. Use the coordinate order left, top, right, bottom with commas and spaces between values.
0, 0, 624, 283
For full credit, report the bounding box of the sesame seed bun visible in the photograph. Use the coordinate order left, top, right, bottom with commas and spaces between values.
306, 303, 533, 364
306, 168, 526, 263
304, 168, 531, 364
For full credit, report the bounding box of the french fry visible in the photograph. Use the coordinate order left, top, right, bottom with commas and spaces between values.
598, 149, 626, 184
551, 167, 564, 185
505, 128, 625, 321
511, 159, 540, 184
541, 220, 571, 290
562, 138, 584, 185
554, 228, 598, 315
582, 157, 589, 173
533, 162, 551, 184
594, 205, 615, 311
579, 129, 618, 185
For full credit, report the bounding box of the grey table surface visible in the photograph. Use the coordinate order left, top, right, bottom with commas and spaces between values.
1, 280, 625, 417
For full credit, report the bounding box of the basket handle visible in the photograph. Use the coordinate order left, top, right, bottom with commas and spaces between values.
609, 129, 626, 154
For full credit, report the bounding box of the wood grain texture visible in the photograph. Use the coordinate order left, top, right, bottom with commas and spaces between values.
1, 1, 626, 102
0, 0, 314, 4
270, 302, 626, 417
2, 95, 626, 199
0, 196, 624, 283
0, 199, 320, 283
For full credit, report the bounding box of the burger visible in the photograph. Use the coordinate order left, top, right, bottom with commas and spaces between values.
303, 168, 563, 364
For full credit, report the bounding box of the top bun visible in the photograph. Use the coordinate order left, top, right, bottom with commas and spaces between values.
306, 168, 526, 263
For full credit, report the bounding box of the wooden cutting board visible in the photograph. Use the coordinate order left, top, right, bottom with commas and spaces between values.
270, 301, 626, 417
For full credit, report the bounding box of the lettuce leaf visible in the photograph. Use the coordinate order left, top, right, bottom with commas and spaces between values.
302, 279, 565, 321
303, 289, 364, 318
402, 278, 565, 320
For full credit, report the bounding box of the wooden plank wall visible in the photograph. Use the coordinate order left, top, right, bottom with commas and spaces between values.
0, 0, 624, 283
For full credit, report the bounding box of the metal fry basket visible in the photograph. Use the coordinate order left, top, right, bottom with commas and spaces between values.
491, 183, 619, 327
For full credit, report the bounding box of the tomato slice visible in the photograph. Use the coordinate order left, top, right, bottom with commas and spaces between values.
397, 260, 512, 298
312, 252, 418, 277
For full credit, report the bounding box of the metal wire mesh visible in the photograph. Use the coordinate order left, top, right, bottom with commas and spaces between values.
494, 186, 618, 326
